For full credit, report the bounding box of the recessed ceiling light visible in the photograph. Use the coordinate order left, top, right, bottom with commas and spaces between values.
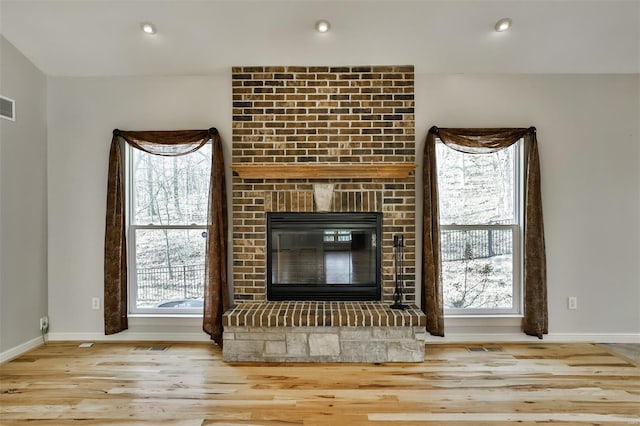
494, 18, 512, 32
141, 22, 157, 35
315, 19, 331, 33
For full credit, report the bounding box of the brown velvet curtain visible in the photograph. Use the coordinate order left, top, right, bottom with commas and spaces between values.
422, 132, 444, 336
422, 126, 547, 338
202, 134, 229, 347
104, 128, 229, 345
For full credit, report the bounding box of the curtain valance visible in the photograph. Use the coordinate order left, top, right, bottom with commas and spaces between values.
113, 128, 214, 156
432, 126, 536, 154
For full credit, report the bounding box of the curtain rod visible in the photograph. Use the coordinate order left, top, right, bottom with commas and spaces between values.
428, 126, 536, 134
112, 128, 218, 136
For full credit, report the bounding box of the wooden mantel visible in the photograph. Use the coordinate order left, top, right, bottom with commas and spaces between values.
230, 163, 417, 180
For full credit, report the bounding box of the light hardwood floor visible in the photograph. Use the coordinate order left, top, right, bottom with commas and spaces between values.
1, 342, 639, 425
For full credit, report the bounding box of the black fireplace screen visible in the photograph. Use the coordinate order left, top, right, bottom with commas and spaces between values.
267, 212, 382, 301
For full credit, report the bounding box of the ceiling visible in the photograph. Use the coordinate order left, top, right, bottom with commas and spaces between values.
1, 0, 638, 77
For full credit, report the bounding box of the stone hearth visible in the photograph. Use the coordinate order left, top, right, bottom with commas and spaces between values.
223, 302, 426, 362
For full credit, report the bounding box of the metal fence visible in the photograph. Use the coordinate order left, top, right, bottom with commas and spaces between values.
137, 264, 204, 303
441, 227, 513, 262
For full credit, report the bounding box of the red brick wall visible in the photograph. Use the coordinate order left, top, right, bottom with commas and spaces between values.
231, 66, 416, 303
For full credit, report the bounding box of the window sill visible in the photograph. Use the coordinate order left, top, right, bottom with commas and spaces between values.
445, 314, 523, 319
444, 315, 523, 328
129, 313, 203, 319
127, 314, 203, 328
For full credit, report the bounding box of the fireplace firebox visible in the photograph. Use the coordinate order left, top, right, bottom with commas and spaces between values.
267, 212, 382, 301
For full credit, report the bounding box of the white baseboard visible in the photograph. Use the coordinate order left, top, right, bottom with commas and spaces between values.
426, 333, 640, 344
5, 332, 638, 356
0, 336, 43, 363
48, 332, 212, 342
50, 332, 640, 344
546, 333, 640, 343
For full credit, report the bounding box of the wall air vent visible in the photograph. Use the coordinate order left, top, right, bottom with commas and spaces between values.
0, 96, 15, 121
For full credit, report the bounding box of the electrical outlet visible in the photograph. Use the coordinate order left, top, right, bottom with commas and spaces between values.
92, 297, 100, 310
39, 316, 49, 333
568, 296, 577, 310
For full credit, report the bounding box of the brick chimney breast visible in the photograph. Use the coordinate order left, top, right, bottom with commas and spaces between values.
231, 66, 416, 304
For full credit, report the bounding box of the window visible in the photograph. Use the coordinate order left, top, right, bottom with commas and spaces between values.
323, 230, 352, 242
436, 140, 522, 315
127, 144, 212, 314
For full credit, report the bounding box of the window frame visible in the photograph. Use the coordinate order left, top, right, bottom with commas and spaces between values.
126, 144, 209, 316
438, 139, 524, 317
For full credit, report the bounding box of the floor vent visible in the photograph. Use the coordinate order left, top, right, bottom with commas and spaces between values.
0, 96, 15, 121
134, 346, 169, 352
467, 346, 503, 352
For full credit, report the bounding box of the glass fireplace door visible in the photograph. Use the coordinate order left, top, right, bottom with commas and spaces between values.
267, 213, 381, 301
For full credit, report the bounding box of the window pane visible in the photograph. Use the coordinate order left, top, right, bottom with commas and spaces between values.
134, 228, 206, 309
132, 145, 212, 225
436, 143, 515, 225
441, 228, 513, 310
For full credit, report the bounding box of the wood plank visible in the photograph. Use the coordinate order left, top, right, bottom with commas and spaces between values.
1, 342, 639, 425
230, 163, 417, 179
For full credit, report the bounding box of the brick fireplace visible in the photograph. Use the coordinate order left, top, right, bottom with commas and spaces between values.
224, 66, 426, 362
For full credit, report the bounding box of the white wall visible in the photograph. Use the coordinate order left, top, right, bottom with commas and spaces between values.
46, 75, 232, 339
0, 36, 48, 355
46, 73, 639, 340
415, 74, 640, 338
